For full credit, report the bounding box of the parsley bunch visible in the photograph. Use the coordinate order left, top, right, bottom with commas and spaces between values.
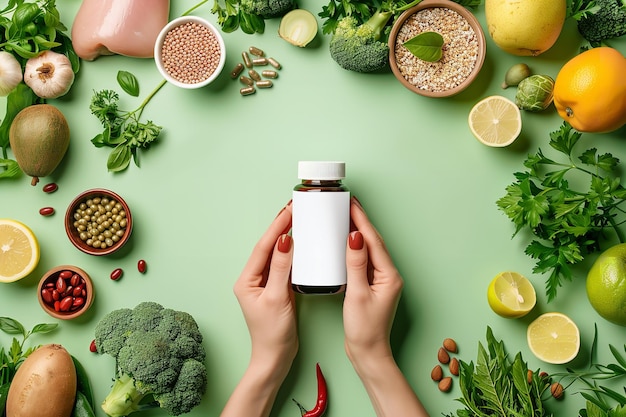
497, 122, 626, 302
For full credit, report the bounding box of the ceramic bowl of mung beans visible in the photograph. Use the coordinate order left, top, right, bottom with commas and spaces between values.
65, 188, 133, 256
38, 265, 94, 320
154, 15, 226, 89
388, 0, 486, 98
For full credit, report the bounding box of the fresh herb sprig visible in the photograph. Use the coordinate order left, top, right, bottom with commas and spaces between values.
0, 316, 58, 385
89, 71, 165, 173
0, 0, 78, 178
445, 327, 553, 417
496, 122, 626, 302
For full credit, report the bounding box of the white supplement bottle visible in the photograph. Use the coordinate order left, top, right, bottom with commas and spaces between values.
291, 161, 350, 294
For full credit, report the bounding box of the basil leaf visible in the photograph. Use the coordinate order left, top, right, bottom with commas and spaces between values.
117, 71, 140, 97
107, 144, 132, 172
0, 83, 38, 150
403, 31, 444, 62
0, 317, 25, 336
0, 159, 21, 179
30, 323, 58, 334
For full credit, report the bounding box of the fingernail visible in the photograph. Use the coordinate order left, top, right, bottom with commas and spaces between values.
278, 234, 292, 253
349, 231, 364, 250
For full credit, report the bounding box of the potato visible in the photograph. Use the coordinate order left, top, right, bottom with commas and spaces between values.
6, 344, 76, 417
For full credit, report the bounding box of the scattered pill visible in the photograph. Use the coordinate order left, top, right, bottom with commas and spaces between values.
252, 57, 268, 66
230, 63, 244, 78
138, 259, 147, 274
110, 268, 123, 281
39, 207, 55, 216
256, 80, 273, 88
248, 69, 261, 81
240, 76, 254, 86
268, 57, 281, 69
261, 70, 278, 78
42, 183, 58, 193
242, 51, 252, 68
240, 86, 256, 96
249, 46, 264, 56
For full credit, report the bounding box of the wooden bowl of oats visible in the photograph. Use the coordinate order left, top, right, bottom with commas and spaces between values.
388, 0, 486, 98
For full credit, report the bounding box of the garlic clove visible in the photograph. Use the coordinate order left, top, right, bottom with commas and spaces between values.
0, 51, 23, 96
24, 50, 75, 99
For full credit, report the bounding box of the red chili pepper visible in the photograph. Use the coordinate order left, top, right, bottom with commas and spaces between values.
292, 363, 328, 417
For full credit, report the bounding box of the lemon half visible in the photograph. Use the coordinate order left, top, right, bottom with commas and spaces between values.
527, 312, 580, 364
0, 219, 40, 282
487, 271, 536, 318
469, 95, 522, 147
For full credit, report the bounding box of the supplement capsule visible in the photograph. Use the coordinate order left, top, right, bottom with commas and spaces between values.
240, 75, 254, 86
240, 86, 256, 96
252, 57, 268, 66
268, 57, 281, 69
249, 46, 264, 57
242, 51, 253, 68
230, 63, 244, 78
256, 80, 273, 88
248, 69, 261, 81
261, 70, 278, 79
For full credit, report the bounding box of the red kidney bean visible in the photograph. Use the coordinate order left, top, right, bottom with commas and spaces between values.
59, 270, 73, 279
39, 207, 55, 216
73, 287, 82, 297
72, 297, 85, 308
56, 276, 67, 293
54, 300, 61, 312
137, 259, 147, 273
89, 339, 97, 353
52, 289, 60, 301
42, 183, 58, 193
110, 268, 123, 281
59, 296, 73, 312
70, 274, 80, 287
41, 289, 53, 304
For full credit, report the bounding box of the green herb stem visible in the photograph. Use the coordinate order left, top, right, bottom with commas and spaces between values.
182, 0, 211, 16
133, 79, 166, 121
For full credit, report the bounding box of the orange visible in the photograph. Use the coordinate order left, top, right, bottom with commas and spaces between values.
553, 47, 626, 133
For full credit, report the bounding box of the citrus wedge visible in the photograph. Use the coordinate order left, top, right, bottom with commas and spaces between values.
469, 95, 522, 147
487, 271, 536, 318
0, 219, 40, 282
527, 312, 580, 364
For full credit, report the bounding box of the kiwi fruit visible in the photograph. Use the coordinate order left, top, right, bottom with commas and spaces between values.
9, 104, 70, 185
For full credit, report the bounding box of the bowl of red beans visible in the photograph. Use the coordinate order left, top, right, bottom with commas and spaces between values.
38, 265, 94, 320
65, 188, 133, 256
154, 15, 226, 88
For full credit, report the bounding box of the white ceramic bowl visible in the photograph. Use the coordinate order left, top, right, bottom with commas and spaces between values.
154, 16, 226, 89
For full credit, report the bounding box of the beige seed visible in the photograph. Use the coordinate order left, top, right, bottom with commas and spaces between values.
438, 347, 450, 364
449, 358, 459, 376
443, 338, 458, 353
438, 377, 453, 392
431, 365, 443, 381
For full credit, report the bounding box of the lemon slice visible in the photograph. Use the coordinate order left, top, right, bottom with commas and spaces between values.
0, 219, 40, 282
469, 95, 522, 147
487, 271, 536, 318
527, 312, 580, 364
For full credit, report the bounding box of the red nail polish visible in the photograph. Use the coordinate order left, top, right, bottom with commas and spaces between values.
349, 231, 364, 250
278, 234, 292, 253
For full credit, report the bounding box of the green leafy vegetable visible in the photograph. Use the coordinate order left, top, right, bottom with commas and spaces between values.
496, 122, 626, 302
0, 316, 58, 386
445, 326, 553, 416
403, 31, 443, 61
89, 72, 165, 173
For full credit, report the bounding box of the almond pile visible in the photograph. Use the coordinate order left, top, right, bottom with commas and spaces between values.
431, 337, 459, 392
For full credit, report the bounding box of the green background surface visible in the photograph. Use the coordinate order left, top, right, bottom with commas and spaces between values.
2, 1, 626, 416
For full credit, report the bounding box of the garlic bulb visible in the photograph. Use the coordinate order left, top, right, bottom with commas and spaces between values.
0, 51, 23, 96
24, 50, 75, 99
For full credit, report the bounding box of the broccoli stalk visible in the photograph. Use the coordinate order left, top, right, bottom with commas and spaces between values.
576, 0, 626, 44
94, 302, 207, 417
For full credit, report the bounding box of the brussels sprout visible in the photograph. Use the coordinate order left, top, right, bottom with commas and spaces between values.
515, 74, 555, 112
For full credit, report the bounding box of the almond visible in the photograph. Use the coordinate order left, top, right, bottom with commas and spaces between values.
438, 376, 453, 392
449, 357, 459, 376
550, 382, 564, 400
443, 337, 458, 353
431, 364, 443, 381
438, 347, 450, 364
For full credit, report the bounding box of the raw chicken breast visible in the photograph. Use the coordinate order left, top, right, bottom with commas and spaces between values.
71, 0, 170, 61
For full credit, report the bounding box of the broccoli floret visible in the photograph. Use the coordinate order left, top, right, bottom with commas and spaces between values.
240, 0, 294, 18
577, 0, 626, 44
94, 302, 207, 417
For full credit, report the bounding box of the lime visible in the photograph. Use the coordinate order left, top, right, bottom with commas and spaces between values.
0, 219, 40, 282
527, 312, 580, 364
487, 271, 536, 318
468, 95, 522, 147
586, 243, 626, 326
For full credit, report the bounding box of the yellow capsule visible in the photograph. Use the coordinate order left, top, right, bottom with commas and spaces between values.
242, 51, 253, 68
230, 63, 244, 79
256, 80, 273, 88
240, 76, 254, 86
249, 46, 265, 57
248, 69, 261, 81
268, 57, 281, 69
240, 86, 256, 96
261, 70, 278, 79
252, 57, 268, 66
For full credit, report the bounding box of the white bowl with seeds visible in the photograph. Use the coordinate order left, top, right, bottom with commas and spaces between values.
154, 16, 226, 89
388, 0, 485, 98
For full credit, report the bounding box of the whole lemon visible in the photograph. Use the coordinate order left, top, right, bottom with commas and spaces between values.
485, 0, 566, 56
587, 243, 626, 326
553, 47, 626, 133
